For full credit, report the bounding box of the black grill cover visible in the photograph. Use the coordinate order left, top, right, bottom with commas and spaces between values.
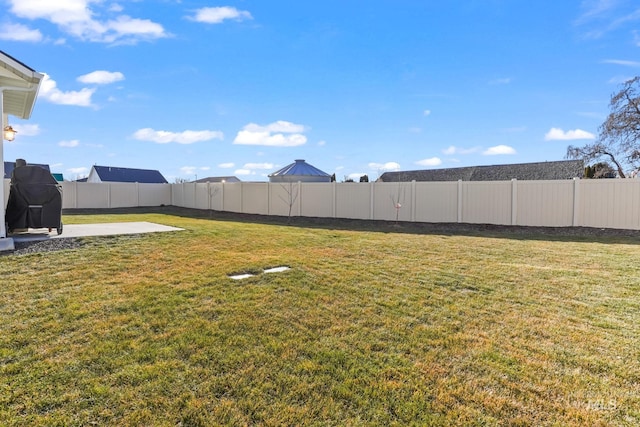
6, 165, 62, 231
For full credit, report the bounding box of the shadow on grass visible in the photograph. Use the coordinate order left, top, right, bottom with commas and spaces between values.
63, 206, 640, 245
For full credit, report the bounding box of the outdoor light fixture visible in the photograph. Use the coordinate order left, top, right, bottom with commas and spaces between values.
3, 125, 16, 141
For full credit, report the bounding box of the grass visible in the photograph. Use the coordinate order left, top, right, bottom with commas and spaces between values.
1, 209, 639, 426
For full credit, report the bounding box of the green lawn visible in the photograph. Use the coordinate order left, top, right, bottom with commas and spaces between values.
1, 210, 639, 426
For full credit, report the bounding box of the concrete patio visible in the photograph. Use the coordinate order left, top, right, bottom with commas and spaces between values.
10, 221, 183, 243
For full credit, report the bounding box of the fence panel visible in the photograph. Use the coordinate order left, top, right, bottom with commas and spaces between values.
74, 183, 109, 208
301, 183, 334, 218
269, 183, 297, 217
516, 180, 574, 227
242, 183, 270, 215
461, 181, 512, 225
578, 180, 640, 229
372, 182, 412, 221
222, 182, 243, 213
335, 183, 371, 220
139, 183, 171, 207
414, 182, 458, 223
209, 183, 224, 211
193, 183, 211, 210
109, 183, 138, 208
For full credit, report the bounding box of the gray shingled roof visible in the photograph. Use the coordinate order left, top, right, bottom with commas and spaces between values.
92, 165, 167, 183
193, 176, 241, 183
379, 160, 584, 182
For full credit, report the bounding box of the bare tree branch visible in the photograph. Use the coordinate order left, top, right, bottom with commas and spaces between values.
567, 76, 640, 177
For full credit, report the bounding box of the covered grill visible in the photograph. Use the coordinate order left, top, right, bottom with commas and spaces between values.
6, 160, 63, 235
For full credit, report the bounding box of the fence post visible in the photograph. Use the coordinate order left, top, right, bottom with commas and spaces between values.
411, 180, 416, 222
370, 182, 375, 220
572, 178, 580, 227
457, 180, 463, 223
511, 179, 517, 226
136, 182, 140, 207
267, 182, 271, 215
332, 181, 337, 218
107, 183, 112, 208
297, 181, 302, 216
221, 181, 225, 211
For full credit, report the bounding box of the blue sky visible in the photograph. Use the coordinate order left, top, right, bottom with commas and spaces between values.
2, 0, 640, 182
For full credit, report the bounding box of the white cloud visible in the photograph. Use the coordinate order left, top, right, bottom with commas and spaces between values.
59, 139, 80, 147
180, 166, 197, 176
544, 127, 596, 141
233, 121, 308, 147
109, 3, 124, 13
67, 166, 89, 175
0, 22, 43, 42
38, 74, 95, 107
369, 162, 400, 172
77, 70, 124, 84
575, 2, 640, 39
243, 163, 274, 170
442, 145, 479, 155
483, 145, 516, 155
415, 157, 442, 166
189, 6, 253, 24
235, 169, 253, 176
423, 109, 431, 116
602, 59, 640, 67
12, 123, 40, 136
318, 140, 326, 146
133, 128, 224, 144
8, 0, 168, 44
218, 162, 235, 168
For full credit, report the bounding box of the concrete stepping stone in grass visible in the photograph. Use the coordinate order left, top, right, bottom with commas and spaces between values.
263, 266, 290, 274
228, 266, 290, 280
229, 273, 256, 280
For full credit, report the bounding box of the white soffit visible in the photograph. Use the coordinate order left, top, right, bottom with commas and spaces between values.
0, 51, 44, 120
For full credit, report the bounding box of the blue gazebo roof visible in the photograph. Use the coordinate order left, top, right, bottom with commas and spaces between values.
269, 159, 330, 178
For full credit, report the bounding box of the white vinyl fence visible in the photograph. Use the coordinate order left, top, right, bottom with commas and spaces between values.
4, 178, 640, 230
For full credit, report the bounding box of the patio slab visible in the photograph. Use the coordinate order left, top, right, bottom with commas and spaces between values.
10, 222, 184, 243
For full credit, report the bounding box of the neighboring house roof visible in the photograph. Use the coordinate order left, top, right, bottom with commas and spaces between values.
91, 165, 168, 183
379, 160, 585, 182
4, 161, 50, 179
193, 176, 241, 183
269, 159, 331, 178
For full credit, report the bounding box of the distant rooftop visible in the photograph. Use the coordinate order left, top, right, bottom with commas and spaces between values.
269, 159, 330, 178
4, 161, 50, 179
193, 176, 241, 183
379, 160, 584, 182
91, 165, 168, 183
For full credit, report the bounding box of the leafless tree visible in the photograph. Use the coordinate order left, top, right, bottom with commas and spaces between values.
279, 181, 299, 222
567, 76, 640, 178
389, 182, 406, 224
